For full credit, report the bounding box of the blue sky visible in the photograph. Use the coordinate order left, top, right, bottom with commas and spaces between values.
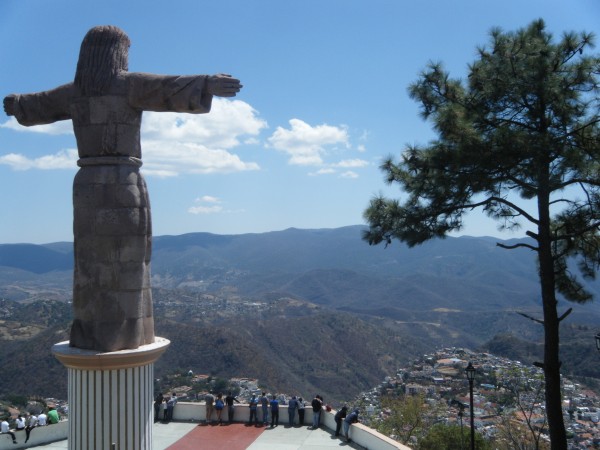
1, 0, 598, 244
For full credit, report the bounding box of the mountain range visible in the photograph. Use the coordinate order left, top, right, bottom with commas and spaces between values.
1, 225, 599, 401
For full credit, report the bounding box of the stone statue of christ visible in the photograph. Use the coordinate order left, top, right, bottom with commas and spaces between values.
3, 25, 242, 352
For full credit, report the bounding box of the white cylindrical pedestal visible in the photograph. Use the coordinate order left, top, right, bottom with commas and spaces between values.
52, 337, 170, 450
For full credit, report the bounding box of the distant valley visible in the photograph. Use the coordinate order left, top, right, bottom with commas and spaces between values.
1, 225, 599, 401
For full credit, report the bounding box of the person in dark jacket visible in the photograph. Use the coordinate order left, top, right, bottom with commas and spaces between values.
287, 396, 299, 426
343, 409, 359, 442
334, 406, 348, 436
154, 393, 164, 422
225, 392, 240, 423
311, 394, 323, 428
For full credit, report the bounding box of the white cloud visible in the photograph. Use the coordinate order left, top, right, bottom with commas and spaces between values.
356, 130, 368, 152
142, 98, 266, 149
140, 99, 265, 176
0, 117, 73, 135
142, 140, 259, 177
0, 149, 77, 170
0, 98, 265, 176
308, 168, 336, 176
188, 205, 223, 214
141, 168, 179, 178
188, 195, 228, 215
307, 159, 368, 177
197, 195, 221, 204
334, 159, 369, 168
266, 119, 349, 166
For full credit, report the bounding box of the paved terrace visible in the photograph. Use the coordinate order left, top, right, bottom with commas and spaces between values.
34, 421, 367, 450
10, 403, 410, 450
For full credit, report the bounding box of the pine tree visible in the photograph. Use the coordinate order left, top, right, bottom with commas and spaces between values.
363, 19, 600, 450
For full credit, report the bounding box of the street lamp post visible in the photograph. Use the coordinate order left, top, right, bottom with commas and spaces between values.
465, 362, 476, 450
458, 406, 464, 450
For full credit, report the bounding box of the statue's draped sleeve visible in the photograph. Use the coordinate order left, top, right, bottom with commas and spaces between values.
127, 73, 213, 113
10, 83, 74, 126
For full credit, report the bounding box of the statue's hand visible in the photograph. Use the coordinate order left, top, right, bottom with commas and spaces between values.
3, 94, 16, 116
206, 74, 242, 97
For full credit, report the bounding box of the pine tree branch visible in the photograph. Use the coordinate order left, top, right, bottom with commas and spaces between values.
524, 230, 540, 242
517, 312, 544, 325
464, 196, 539, 224
558, 308, 573, 322
497, 242, 538, 251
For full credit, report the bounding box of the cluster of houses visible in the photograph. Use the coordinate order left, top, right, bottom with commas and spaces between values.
357, 348, 600, 449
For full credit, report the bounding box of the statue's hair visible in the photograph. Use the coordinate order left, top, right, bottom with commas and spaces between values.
74, 26, 130, 96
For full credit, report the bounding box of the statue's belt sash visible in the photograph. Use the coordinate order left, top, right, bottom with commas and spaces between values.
77, 156, 142, 167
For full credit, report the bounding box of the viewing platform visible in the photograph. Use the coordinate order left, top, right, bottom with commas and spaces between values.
5, 402, 411, 450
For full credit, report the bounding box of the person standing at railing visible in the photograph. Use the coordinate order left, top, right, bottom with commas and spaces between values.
334, 406, 348, 437
166, 393, 178, 423
343, 409, 360, 443
259, 392, 269, 426
214, 393, 224, 424
225, 392, 240, 423
269, 395, 279, 428
154, 393, 164, 423
287, 396, 299, 426
248, 394, 258, 426
205, 392, 215, 424
311, 394, 323, 429
297, 397, 305, 425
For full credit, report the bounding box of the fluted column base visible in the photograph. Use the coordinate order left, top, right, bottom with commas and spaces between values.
52, 337, 170, 450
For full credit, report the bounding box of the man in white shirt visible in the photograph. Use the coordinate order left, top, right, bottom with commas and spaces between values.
15, 416, 25, 431
1, 419, 16, 444
166, 393, 178, 423
37, 412, 47, 426
14, 415, 25, 441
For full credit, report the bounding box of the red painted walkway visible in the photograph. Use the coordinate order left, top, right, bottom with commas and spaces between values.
166, 423, 266, 450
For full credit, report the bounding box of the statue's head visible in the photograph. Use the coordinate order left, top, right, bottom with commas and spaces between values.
75, 25, 131, 96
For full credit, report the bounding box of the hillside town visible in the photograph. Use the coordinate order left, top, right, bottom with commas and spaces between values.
355, 348, 600, 449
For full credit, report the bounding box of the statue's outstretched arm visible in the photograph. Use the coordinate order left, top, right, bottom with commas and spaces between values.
2, 84, 74, 126
128, 73, 242, 114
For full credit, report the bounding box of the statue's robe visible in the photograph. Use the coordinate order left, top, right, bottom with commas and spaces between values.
10, 73, 213, 351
